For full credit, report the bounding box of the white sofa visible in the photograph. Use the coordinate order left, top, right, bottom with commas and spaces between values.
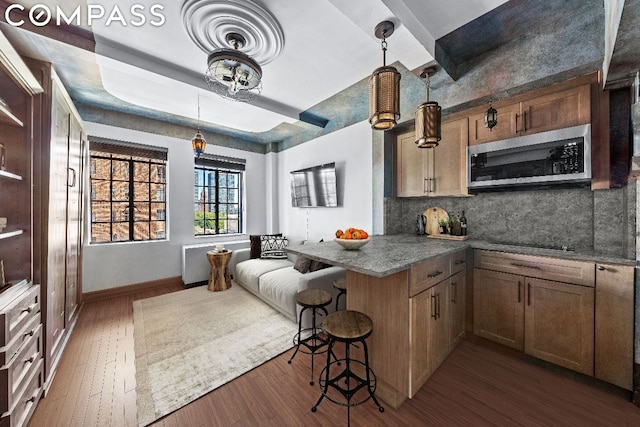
230, 248, 346, 325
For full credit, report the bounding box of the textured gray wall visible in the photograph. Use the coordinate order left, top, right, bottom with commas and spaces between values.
385, 181, 635, 259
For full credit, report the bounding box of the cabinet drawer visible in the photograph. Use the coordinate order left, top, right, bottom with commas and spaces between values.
475, 250, 594, 287
0, 324, 41, 413
450, 250, 467, 275
0, 286, 40, 346
410, 255, 450, 296
0, 359, 43, 427
0, 315, 39, 367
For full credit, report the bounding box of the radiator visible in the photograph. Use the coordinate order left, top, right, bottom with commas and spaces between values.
181, 240, 250, 286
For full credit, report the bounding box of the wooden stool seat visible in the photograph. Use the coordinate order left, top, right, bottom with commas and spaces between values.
296, 289, 332, 308
322, 310, 372, 342
333, 278, 346, 291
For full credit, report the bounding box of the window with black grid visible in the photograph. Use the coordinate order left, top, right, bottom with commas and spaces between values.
194, 154, 245, 236
89, 137, 168, 243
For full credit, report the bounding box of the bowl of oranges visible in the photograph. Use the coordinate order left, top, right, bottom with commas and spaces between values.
334, 228, 369, 250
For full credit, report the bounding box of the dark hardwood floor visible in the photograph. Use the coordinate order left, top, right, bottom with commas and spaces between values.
29, 284, 640, 426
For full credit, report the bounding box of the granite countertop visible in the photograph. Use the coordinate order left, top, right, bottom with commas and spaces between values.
287, 234, 636, 278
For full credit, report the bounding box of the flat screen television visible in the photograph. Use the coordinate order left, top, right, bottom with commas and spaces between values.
290, 162, 338, 207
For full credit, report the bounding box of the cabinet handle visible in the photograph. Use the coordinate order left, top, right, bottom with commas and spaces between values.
25, 352, 37, 364
431, 294, 437, 319
68, 167, 77, 187
424, 178, 428, 194
523, 111, 527, 132
427, 271, 443, 279
597, 265, 606, 271
21, 303, 37, 314
454, 260, 465, 266
527, 283, 531, 306
436, 293, 441, 319
510, 262, 541, 270
430, 178, 435, 193
451, 282, 457, 303
515, 113, 520, 134
518, 281, 522, 303
24, 329, 35, 338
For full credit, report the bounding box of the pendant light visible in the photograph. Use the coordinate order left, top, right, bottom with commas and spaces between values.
485, 101, 498, 130
369, 21, 401, 131
192, 95, 207, 158
415, 67, 441, 148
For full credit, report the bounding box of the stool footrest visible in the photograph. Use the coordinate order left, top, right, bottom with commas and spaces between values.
317, 359, 377, 407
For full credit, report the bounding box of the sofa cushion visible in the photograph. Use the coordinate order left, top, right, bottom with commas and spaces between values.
260, 235, 288, 259
234, 258, 292, 294
250, 234, 281, 259
259, 266, 301, 318
293, 256, 310, 274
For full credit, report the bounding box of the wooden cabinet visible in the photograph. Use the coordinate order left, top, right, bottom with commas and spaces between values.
396, 117, 468, 197
473, 250, 595, 375
524, 277, 594, 375
0, 282, 44, 427
408, 250, 466, 397
594, 263, 634, 390
469, 83, 591, 145
473, 268, 524, 349
0, 33, 44, 427
27, 59, 85, 390
448, 270, 466, 348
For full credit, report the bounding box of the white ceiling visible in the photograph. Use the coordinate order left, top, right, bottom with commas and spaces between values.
6, 0, 508, 134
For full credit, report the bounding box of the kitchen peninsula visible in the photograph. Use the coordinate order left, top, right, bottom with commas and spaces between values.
287, 235, 636, 408
288, 235, 470, 408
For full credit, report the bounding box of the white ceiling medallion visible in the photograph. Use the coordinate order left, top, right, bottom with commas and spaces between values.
180, 0, 285, 66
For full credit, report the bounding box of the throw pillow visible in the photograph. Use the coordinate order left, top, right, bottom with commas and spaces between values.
260, 235, 288, 259
309, 259, 330, 272
293, 256, 311, 274
250, 233, 281, 259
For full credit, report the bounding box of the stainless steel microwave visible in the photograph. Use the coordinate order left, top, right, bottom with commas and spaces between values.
467, 124, 591, 191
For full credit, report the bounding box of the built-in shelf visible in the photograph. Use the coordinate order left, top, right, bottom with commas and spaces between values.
0, 103, 23, 127
0, 170, 22, 180
0, 230, 23, 240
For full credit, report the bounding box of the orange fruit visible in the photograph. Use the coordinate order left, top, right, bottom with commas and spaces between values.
335, 229, 344, 238
360, 231, 369, 239
352, 231, 361, 239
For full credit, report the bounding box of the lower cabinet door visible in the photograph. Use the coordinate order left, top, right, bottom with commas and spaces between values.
428, 280, 449, 373
449, 270, 465, 348
473, 268, 524, 350
410, 289, 431, 397
524, 277, 594, 375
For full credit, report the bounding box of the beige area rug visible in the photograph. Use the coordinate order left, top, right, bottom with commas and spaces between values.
133, 284, 297, 426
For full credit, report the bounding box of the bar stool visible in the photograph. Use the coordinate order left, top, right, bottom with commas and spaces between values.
311, 310, 384, 425
333, 278, 347, 311
288, 288, 334, 386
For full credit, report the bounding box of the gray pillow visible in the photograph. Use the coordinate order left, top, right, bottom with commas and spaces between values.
293, 256, 311, 274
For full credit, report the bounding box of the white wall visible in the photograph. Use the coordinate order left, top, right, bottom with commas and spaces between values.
276, 121, 373, 241
82, 123, 267, 292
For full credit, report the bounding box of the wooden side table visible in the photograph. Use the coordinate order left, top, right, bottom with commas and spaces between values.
206, 250, 233, 292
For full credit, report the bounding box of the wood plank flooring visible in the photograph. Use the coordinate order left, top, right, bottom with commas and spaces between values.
29, 284, 640, 426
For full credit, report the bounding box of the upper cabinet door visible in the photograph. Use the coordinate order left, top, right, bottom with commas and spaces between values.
468, 101, 520, 145
396, 128, 428, 197
521, 84, 591, 135
430, 117, 468, 197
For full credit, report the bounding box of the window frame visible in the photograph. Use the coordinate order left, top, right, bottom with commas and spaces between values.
89, 138, 168, 244
194, 154, 245, 236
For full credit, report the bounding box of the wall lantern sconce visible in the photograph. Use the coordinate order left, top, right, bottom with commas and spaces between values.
485, 102, 498, 131
369, 21, 401, 131
192, 95, 207, 158
415, 67, 441, 148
